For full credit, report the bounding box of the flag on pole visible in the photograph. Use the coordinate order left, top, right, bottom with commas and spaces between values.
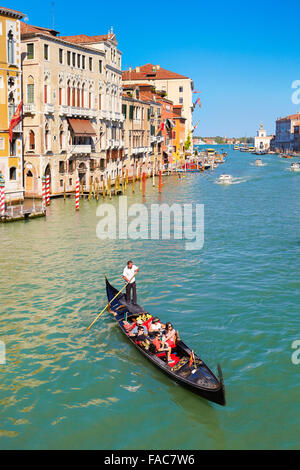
195, 97, 201, 109
9, 100, 23, 142
192, 121, 199, 133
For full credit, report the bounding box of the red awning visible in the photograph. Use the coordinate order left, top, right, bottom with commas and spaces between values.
67, 118, 96, 137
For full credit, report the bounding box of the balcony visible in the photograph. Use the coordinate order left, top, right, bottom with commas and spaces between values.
13, 122, 22, 133
59, 106, 97, 118
23, 103, 36, 114
69, 144, 91, 155
44, 103, 55, 114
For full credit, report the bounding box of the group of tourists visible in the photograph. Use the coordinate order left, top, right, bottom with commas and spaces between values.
122, 260, 179, 365
124, 316, 180, 365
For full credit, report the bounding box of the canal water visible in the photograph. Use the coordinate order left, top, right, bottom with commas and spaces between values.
0, 146, 299, 450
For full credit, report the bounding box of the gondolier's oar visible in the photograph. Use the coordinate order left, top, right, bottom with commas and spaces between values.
86, 272, 137, 331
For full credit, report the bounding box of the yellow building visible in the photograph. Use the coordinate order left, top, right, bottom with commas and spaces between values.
0, 6, 25, 203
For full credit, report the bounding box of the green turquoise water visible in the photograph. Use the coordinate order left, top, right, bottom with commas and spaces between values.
0, 146, 299, 449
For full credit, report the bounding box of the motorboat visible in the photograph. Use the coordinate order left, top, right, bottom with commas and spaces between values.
254, 159, 263, 166
218, 174, 233, 184
290, 162, 300, 172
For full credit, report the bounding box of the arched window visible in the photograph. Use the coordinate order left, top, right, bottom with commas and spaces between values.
81, 83, 85, 108
44, 76, 48, 103
72, 81, 76, 106
67, 80, 71, 106
59, 125, 65, 149
27, 76, 34, 104
29, 130, 35, 150
77, 82, 80, 107
45, 123, 50, 151
9, 167, 16, 180
7, 30, 14, 64
8, 92, 15, 122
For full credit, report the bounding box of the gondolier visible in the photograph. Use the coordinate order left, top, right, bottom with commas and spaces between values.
123, 260, 139, 304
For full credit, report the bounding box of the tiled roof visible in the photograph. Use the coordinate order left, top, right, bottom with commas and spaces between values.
122, 63, 189, 81
60, 33, 113, 44
21, 22, 59, 36
277, 113, 300, 121
0, 5, 25, 18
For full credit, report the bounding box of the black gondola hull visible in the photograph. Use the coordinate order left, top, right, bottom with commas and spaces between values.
105, 278, 226, 406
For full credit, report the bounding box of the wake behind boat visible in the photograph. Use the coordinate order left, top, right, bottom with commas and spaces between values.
105, 277, 226, 406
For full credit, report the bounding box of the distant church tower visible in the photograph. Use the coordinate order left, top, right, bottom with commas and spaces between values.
257, 122, 267, 138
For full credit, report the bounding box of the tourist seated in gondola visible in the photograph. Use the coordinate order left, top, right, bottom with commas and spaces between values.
162, 322, 180, 348
148, 317, 165, 337
128, 319, 148, 336
134, 326, 150, 348
151, 331, 172, 364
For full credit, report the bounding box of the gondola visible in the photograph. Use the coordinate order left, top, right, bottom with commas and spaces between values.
105, 277, 226, 406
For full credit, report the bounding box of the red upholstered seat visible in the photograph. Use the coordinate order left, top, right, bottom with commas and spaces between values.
156, 353, 181, 366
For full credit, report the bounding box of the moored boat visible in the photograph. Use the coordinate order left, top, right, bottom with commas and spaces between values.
255, 159, 263, 166
105, 278, 226, 406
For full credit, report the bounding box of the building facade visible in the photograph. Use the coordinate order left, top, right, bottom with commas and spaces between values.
21, 23, 123, 197
122, 84, 162, 177
254, 123, 273, 151
122, 64, 194, 145
0, 6, 25, 203
273, 113, 300, 153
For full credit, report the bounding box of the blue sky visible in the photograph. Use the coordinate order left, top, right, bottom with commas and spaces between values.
12, 0, 300, 136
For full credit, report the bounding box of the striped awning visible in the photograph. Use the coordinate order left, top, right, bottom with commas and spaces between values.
67, 118, 96, 137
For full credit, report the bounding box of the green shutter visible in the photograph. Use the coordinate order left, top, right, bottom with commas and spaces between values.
122, 104, 127, 117
147, 108, 150, 120
129, 105, 134, 120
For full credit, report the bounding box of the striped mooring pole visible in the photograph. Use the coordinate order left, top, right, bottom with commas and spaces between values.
142, 172, 146, 196
42, 176, 46, 208
75, 177, 80, 211
46, 174, 50, 206
0, 176, 5, 217
159, 168, 162, 193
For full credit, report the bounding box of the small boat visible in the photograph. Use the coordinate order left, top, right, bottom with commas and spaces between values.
248, 147, 255, 153
290, 162, 300, 172
233, 145, 239, 150
282, 154, 293, 159
218, 174, 233, 184
105, 278, 226, 406
254, 159, 263, 166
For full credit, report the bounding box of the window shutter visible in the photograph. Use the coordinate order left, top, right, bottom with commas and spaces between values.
122, 104, 127, 117
129, 105, 134, 120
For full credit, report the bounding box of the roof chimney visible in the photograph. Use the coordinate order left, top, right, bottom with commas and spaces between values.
136, 66, 140, 73
156, 65, 160, 70
129, 66, 132, 72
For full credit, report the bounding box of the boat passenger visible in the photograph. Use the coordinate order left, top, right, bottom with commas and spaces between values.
148, 317, 165, 336
163, 322, 179, 347
128, 319, 148, 336
152, 332, 172, 364
134, 326, 148, 345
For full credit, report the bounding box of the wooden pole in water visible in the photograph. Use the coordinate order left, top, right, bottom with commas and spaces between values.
81, 179, 84, 197
46, 174, 50, 206
102, 180, 106, 199
108, 176, 111, 199
158, 169, 162, 192
63, 181, 66, 201
132, 174, 135, 193
42, 176, 46, 208
96, 182, 99, 201
142, 172, 145, 196
75, 177, 80, 211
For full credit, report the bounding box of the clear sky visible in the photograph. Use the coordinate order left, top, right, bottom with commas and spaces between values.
11, 0, 300, 136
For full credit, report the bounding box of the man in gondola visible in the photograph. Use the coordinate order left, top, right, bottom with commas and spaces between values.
122, 260, 139, 304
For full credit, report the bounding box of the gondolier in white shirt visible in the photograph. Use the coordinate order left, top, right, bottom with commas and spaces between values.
123, 260, 139, 304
